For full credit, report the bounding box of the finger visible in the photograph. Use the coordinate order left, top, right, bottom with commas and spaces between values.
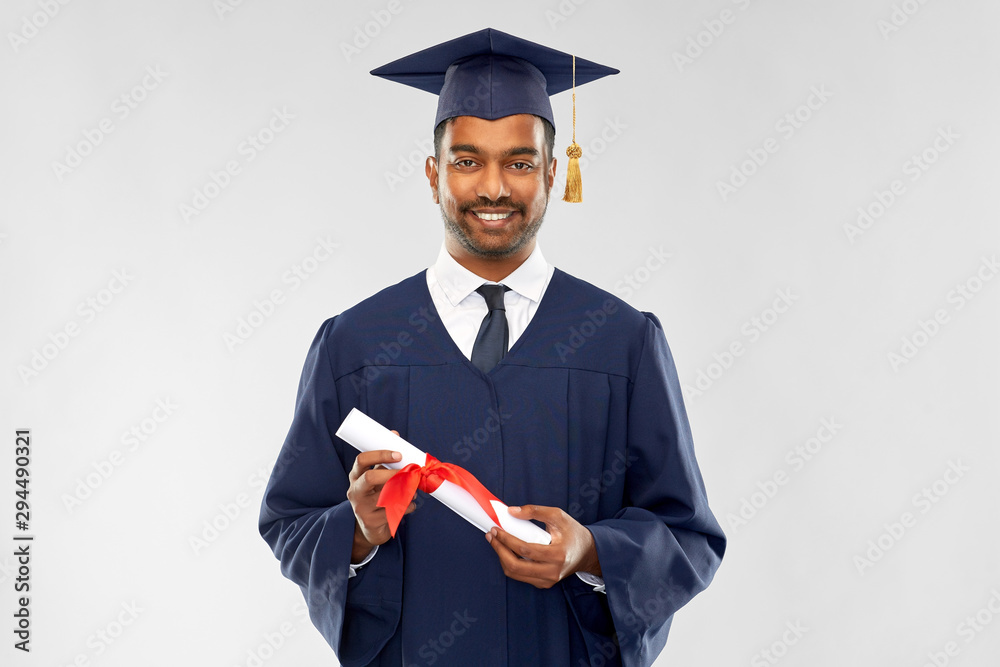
486, 532, 559, 588
361, 500, 415, 536
502, 567, 558, 589
349, 450, 403, 481
508, 504, 560, 524
487, 529, 531, 565
356, 449, 403, 468
489, 528, 550, 563
508, 504, 567, 539
348, 471, 399, 510
354, 468, 399, 493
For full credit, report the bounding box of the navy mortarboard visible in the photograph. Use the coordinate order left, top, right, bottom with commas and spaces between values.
371, 27, 618, 202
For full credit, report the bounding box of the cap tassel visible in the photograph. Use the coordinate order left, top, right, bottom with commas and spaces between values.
563, 55, 582, 203
564, 143, 583, 203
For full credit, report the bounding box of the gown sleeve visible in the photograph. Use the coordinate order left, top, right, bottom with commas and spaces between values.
258, 318, 404, 666
584, 313, 726, 667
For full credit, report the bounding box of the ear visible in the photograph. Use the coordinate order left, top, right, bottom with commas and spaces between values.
426, 156, 440, 204
547, 157, 557, 191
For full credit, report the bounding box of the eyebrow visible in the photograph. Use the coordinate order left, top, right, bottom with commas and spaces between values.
449, 144, 540, 159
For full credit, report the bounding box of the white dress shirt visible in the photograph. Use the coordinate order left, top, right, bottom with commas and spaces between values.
426, 241, 554, 357
350, 242, 605, 593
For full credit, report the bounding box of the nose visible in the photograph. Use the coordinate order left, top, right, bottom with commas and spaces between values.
475, 162, 511, 202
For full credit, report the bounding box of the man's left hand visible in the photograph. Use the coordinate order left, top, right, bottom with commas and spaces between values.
485, 505, 602, 589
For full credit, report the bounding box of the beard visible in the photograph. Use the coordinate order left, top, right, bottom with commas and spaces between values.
440, 195, 548, 259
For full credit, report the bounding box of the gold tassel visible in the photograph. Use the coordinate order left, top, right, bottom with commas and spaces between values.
562, 55, 582, 203
563, 142, 582, 202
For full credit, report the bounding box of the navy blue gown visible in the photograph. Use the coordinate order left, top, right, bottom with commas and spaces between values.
259, 268, 725, 667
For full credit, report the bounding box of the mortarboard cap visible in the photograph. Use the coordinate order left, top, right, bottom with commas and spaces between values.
370, 27, 618, 130
371, 28, 619, 202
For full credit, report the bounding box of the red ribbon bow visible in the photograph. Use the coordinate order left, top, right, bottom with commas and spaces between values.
377, 454, 502, 537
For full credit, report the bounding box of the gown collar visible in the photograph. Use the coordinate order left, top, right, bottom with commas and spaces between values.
432, 242, 549, 307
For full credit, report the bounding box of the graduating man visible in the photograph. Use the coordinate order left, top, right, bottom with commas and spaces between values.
259, 28, 725, 667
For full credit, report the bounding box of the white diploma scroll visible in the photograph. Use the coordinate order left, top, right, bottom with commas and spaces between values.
335, 408, 551, 545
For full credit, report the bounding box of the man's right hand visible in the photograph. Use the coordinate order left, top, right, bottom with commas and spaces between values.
346, 444, 415, 563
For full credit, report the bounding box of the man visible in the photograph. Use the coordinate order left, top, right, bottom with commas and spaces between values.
259, 28, 725, 667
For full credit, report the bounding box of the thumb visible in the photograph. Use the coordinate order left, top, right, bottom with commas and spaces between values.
508, 504, 555, 524
510, 504, 569, 539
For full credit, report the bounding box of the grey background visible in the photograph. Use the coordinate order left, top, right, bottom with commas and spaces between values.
1, 0, 998, 665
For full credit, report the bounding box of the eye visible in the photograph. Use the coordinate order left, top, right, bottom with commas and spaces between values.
509, 162, 534, 170
454, 159, 478, 168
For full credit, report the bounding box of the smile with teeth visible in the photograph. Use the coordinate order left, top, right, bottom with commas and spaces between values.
473, 211, 514, 221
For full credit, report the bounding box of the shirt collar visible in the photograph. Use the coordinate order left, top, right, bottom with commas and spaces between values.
433, 242, 549, 306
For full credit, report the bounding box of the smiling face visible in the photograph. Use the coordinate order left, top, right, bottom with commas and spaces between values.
426, 114, 556, 276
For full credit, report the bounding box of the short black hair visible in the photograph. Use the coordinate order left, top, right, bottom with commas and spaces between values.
433, 116, 556, 163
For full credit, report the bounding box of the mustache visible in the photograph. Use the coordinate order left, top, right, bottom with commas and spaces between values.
458, 197, 526, 215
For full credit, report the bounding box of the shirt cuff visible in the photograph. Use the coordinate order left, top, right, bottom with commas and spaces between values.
576, 571, 606, 594
347, 544, 379, 578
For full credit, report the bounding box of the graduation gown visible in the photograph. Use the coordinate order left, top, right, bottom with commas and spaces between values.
259, 268, 726, 667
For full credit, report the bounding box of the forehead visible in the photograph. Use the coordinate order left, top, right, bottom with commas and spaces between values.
442, 114, 546, 153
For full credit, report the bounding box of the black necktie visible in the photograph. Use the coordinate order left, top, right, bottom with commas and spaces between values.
471, 284, 511, 373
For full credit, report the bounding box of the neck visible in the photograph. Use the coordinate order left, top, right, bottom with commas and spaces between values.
445, 237, 535, 283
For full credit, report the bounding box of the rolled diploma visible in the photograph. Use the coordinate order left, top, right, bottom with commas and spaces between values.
335, 408, 551, 545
